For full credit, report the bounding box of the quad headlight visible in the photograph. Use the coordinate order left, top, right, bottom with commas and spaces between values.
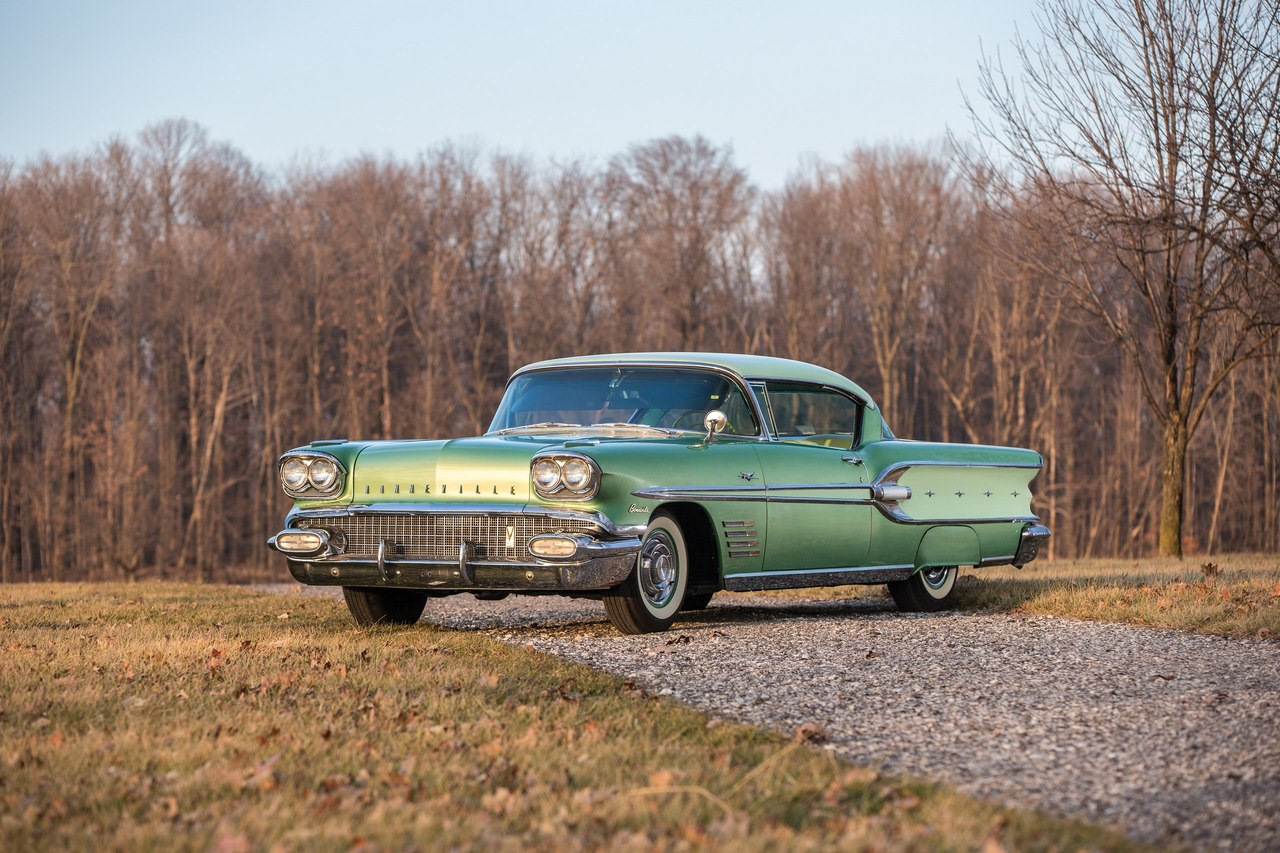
278, 452, 345, 499
530, 451, 600, 500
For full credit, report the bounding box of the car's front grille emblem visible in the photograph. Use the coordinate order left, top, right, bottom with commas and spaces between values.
505, 525, 516, 548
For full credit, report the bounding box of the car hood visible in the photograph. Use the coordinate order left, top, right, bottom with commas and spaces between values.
346, 436, 539, 504
345, 433, 695, 505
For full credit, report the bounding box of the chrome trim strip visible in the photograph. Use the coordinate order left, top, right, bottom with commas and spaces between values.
724, 563, 915, 591
632, 482, 874, 504
500, 361, 774, 441
875, 459, 1040, 481
285, 502, 647, 538
874, 508, 1040, 525
977, 554, 1017, 567
730, 563, 913, 579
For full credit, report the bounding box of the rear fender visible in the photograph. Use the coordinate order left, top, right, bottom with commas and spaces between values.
915, 525, 980, 569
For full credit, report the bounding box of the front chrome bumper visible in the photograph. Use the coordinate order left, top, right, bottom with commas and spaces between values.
268, 504, 641, 592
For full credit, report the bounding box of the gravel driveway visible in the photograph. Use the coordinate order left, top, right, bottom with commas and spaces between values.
269, 586, 1280, 850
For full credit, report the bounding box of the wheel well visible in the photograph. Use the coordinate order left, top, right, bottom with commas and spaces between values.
655, 502, 721, 593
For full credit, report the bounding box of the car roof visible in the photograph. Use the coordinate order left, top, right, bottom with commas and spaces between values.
513, 352, 877, 409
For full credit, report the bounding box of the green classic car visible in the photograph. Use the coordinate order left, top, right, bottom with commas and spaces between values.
269, 353, 1050, 634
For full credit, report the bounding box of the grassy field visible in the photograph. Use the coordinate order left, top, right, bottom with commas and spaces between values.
749, 553, 1280, 640
0, 584, 1137, 851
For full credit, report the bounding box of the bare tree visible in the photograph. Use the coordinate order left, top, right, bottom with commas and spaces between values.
967, 0, 1280, 555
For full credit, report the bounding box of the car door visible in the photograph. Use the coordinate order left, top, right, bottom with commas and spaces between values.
751, 381, 874, 571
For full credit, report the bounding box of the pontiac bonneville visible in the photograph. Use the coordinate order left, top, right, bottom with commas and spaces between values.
269, 353, 1050, 634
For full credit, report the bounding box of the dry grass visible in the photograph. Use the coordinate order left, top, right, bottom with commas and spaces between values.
0, 583, 1136, 851
743, 553, 1280, 640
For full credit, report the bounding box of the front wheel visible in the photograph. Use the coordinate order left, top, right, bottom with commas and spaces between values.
342, 587, 429, 626
887, 566, 958, 613
604, 513, 688, 634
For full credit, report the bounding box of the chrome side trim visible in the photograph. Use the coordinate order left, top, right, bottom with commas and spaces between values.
632, 482, 875, 505
875, 459, 1041, 480
724, 563, 915, 591
286, 502, 647, 539
977, 554, 1017, 567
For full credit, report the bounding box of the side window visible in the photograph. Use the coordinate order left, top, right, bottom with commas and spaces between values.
762, 382, 862, 449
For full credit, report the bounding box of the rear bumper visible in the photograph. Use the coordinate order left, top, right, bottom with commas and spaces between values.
1013, 523, 1051, 567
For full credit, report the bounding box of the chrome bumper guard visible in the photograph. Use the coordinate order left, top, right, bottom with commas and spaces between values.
1013, 523, 1051, 567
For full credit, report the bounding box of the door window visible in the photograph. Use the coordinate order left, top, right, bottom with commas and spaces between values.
762, 382, 862, 449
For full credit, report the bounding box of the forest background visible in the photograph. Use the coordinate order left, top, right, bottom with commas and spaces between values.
1, 0, 1277, 582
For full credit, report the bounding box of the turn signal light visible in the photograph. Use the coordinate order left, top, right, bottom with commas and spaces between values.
529, 536, 577, 559
275, 530, 327, 554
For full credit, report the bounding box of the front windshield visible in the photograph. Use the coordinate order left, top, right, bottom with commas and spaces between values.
488, 367, 761, 436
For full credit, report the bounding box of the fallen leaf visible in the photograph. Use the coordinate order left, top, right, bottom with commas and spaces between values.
793, 722, 829, 744
648, 770, 675, 787
277, 612, 291, 621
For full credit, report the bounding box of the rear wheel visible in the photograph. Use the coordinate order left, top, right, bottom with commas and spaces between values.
604, 513, 688, 634
887, 566, 957, 613
342, 587, 429, 626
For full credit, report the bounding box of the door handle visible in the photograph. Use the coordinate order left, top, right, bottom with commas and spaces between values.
841, 455, 864, 466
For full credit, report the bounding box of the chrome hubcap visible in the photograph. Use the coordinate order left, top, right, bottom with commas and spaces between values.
639, 531, 677, 607
922, 567, 951, 589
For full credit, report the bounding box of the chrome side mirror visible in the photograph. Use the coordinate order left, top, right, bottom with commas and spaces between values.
703, 410, 727, 442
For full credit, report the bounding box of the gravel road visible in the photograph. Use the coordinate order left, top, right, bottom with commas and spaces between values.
266, 586, 1280, 850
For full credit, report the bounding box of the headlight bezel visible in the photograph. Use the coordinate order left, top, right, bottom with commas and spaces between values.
278, 451, 346, 499
530, 451, 600, 501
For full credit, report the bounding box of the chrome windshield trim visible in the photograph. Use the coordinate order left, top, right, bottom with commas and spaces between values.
286, 503, 646, 538
496, 361, 774, 442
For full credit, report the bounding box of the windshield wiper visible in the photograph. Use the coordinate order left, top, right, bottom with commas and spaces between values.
494, 422, 583, 435
591, 422, 679, 435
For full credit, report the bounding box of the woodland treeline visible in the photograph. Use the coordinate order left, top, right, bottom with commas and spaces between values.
2, 0, 1278, 582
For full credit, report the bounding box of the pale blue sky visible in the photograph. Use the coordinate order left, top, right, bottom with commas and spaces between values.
0, 0, 1035, 187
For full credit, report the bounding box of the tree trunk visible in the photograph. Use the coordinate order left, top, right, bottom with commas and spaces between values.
1157, 417, 1189, 557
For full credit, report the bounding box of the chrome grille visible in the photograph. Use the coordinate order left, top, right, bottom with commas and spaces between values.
297, 513, 600, 561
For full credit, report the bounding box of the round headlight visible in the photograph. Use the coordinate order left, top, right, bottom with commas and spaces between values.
281, 458, 310, 491
532, 459, 562, 492
562, 458, 593, 492
307, 457, 339, 491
